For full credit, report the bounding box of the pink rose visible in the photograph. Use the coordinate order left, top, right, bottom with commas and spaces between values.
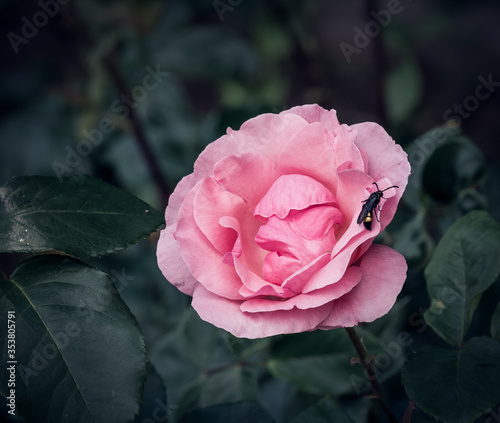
157, 104, 410, 339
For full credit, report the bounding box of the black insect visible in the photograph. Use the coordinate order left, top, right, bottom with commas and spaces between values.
357, 182, 399, 230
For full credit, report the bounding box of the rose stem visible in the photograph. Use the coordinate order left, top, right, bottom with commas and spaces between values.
64, 4, 171, 209
345, 327, 399, 423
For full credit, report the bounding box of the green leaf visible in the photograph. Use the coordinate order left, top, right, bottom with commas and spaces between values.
403, 125, 462, 211
289, 397, 355, 423
0, 255, 146, 423
491, 302, 500, 341
150, 308, 265, 419
177, 366, 259, 418
135, 364, 169, 423
179, 401, 275, 423
268, 353, 363, 397
392, 213, 434, 267
384, 59, 423, 124
0, 175, 164, 258
424, 211, 500, 347
268, 329, 404, 397
402, 337, 500, 423
422, 136, 486, 203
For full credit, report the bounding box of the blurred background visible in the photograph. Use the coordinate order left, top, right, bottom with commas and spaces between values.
1, 0, 500, 422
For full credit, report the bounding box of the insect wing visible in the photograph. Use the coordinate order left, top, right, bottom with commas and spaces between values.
357, 195, 378, 224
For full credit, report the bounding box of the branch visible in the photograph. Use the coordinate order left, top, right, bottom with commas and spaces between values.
103, 51, 171, 208
345, 326, 398, 423
64, 4, 171, 209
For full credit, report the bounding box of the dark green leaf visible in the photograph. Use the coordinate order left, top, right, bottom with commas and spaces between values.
270, 328, 353, 359
150, 308, 265, 419
491, 302, 500, 341
424, 211, 500, 347
0, 175, 164, 258
289, 397, 355, 423
0, 255, 146, 423
179, 401, 274, 423
268, 329, 404, 397
422, 137, 486, 203
176, 366, 259, 418
135, 364, 169, 423
403, 125, 462, 211
268, 353, 367, 397
402, 337, 500, 423
392, 213, 434, 267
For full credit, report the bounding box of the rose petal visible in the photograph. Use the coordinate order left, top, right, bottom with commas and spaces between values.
233, 253, 285, 296
255, 216, 331, 265
300, 247, 353, 293
191, 285, 333, 338
351, 122, 410, 185
318, 244, 407, 328
193, 177, 249, 255
263, 252, 302, 285
291, 205, 343, 240
218, 215, 289, 298
194, 113, 309, 180
157, 105, 411, 340
219, 214, 266, 268
331, 173, 400, 266
165, 173, 197, 226
281, 253, 332, 294
157, 224, 198, 296
254, 174, 336, 220
301, 191, 380, 293
352, 122, 411, 231
333, 124, 365, 172
241, 266, 362, 313
176, 182, 243, 300
213, 153, 280, 210
278, 122, 338, 193
238, 282, 289, 299
282, 104, 340, 134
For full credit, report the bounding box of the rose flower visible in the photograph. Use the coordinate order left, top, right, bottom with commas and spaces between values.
157, 104, 410, 339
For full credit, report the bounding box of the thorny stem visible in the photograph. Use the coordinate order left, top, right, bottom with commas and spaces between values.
345, 327, 399, 423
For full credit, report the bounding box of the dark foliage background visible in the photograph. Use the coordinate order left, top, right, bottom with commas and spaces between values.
1, 0, 500, 422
